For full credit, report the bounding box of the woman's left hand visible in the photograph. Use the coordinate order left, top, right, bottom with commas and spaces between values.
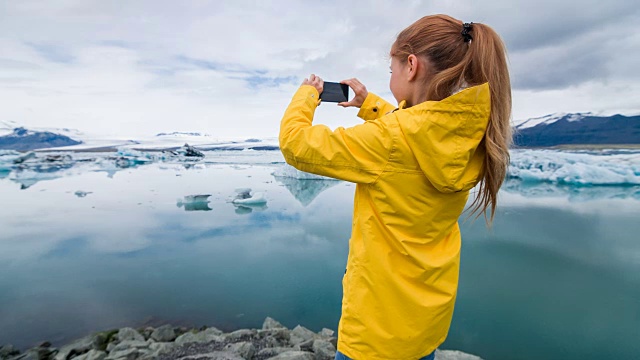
302, 74, 323, 95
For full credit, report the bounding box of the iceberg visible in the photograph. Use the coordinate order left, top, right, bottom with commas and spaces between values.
509, 149, 640, 186
232, 192, 267, 205
74, 190, 92, 198
230, 188, 268, 214
177, 194, 212, 211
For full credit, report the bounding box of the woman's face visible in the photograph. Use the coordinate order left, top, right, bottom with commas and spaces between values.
389, 56, 411, 104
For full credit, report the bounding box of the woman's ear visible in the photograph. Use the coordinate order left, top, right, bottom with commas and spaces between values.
407, 54, 419, 81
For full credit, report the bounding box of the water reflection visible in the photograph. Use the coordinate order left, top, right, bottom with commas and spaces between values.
273, 175, 339, 206
503, 179, 640, 201
0, 163, 638, 359
177, 195, 212, 211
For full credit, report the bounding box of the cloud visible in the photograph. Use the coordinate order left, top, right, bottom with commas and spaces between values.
0, 0, 638, 136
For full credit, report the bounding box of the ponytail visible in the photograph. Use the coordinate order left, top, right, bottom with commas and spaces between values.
391, 15, 512, 225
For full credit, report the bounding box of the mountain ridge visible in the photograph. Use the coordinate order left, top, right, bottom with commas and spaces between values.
2, 112, 640, 150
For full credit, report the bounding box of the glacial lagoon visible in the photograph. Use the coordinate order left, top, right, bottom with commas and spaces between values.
0, 149, 639, 360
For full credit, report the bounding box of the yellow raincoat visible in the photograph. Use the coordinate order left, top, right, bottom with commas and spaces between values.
279, 83, 490, 360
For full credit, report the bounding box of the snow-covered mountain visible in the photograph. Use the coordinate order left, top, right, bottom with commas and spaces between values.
513, 112, 595, 130
513, 113, 640, 147
0, 127, 82, 151
156, 132, 212, 137
4, 111, 639, 151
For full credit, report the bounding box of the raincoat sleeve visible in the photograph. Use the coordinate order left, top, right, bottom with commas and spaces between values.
357, 93, 396, 121
279, 85, 392, 184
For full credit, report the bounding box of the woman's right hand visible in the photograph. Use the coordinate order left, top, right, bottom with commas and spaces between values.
338, 78, 368, 108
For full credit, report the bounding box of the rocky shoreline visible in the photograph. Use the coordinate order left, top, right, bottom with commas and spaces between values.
0, 317, 482, 360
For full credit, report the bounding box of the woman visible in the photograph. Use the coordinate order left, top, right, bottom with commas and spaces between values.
279, 14, 511, 360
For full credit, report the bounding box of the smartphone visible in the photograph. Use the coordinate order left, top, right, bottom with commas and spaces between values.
320, 82, 349, 103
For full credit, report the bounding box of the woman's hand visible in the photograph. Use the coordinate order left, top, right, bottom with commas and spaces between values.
302, 74, 323, 95
338, 78, 368, 108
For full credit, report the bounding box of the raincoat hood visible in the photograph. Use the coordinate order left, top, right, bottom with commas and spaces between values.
397, 82, 490, 193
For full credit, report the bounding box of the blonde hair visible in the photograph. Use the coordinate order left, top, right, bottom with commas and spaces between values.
391, 14, 512, 224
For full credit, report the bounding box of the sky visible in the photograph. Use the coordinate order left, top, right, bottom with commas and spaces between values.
1, 0, 639, 138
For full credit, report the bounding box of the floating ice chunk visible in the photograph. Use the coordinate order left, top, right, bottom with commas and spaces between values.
0, 149, 21, 156
176, 194, 212, 211
232, 192, 267, 205
184, 194, 211, 202
234, 188, 252, 199
231, 188, 267, 205
175, 143, 204, 157
74, 190, 92, 197
12, 152, 36, 164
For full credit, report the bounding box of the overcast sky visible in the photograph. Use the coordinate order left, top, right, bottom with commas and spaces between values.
1, 0, 639, 138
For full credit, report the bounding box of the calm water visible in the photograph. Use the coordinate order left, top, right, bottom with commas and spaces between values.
1, 152, 639, 360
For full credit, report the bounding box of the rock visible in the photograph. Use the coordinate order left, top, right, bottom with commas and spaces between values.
289, 326, 316, 346
263, 335, 283, 348
223, 342, 255, 359
141, 327, 155, 341
268, 351, 315, 360
116, 328, 145, 342
104, 348, 139, 360
0, 345, 20, 358
7, 351, 37, 360
224, 329, 255, 342
175, 328, 224, 346
175, 327, 190, 337
262, 317, 287, 330
108, 340, 150, 354
138, 342, 175, 360
257, 328, 290, 342
326, 337, 337, 349
54, 333, 107, 360
255, 347, 294, 358
73, 350, 107, 360
435, 350, 483, 360
8, 346, 56, 360
312, 339, 336, 360
298, 339, 314, 352
151, 325, 176, 342
318, 329, 334, 338
177, 352, 243, 360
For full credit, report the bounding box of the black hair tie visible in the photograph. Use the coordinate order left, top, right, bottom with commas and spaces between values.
461, 22, 473, 43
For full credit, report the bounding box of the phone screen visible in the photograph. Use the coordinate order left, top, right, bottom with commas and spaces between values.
320, 82, 349, 103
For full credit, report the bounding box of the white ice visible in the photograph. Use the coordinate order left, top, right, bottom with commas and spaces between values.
509, 149, 640, 185
232, 188, 267, 205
